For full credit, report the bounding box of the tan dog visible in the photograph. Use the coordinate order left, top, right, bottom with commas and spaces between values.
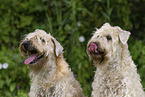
87, 23, 145, 97
19, 29, 84, 97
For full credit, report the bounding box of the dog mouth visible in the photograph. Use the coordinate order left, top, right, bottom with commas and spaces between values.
88, 42, 105, 63
24, 50, 45, 65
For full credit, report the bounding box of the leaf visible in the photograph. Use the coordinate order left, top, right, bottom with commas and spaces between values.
20, 16, 33, 28
6, 78, 12, 86
109, 7, 113, 15
0, 80, 5, 89
101, 11, 110, 20
142, 46, 145, 55
10, 83, 16, 92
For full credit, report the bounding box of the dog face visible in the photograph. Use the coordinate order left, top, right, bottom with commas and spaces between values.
19, 29, 63, 65
87, 23, 130, 65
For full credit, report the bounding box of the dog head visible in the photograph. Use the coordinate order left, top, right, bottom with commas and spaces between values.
19, 29, 63, 66
87, 23, 130, 66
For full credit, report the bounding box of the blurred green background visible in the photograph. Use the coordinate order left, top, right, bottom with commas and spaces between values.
0, 0, 145, 96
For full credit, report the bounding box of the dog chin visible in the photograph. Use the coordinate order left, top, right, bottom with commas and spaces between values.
30, 58, 44, 65
89, 52, 110, 66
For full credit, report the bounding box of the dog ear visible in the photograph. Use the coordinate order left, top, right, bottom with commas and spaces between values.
118, 28, 130, 44
51, 38, 63, 57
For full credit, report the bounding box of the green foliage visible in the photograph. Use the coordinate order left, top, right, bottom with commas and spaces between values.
0, 47, 29, 96
128, 38, 145, 87
0, 0, 145, 97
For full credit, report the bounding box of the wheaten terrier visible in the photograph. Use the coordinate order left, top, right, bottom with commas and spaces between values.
87, 23, 145, 97
19, 29, 84, 97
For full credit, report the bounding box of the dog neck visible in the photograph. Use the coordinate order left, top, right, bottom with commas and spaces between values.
94, 43, 133, 81
28, 55, 56, 77
29, 53, 69, 85
92, 43, 130, 96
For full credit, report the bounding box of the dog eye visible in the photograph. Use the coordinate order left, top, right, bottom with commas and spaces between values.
106, 35, 112, 40
40, 38, 45, 42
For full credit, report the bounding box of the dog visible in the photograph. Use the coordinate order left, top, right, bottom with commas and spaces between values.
19, 29, 85, 97
87, 23, 145, 97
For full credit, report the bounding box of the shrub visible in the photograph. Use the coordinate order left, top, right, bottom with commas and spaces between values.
0, 0, 145, 96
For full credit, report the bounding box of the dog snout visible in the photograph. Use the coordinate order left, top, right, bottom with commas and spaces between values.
22, 41, 30, 50
88, 42, 98, 54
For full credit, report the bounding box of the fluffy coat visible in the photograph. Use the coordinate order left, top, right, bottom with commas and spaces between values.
87, 23, 145, 97
19, 29, 84, 97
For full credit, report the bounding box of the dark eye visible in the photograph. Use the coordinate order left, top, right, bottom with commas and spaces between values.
106, 35, 112, 40
40, 37, 45, 42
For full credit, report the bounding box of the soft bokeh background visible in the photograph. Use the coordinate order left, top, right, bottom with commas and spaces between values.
0, 0, 145, 96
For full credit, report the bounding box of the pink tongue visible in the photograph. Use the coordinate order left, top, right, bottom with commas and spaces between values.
24, 54, 37, 65
89, 43, 98, 53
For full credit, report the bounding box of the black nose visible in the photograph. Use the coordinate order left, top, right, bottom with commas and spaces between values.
22, 41, 30, 50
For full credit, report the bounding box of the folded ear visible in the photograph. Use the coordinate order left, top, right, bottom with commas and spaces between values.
51, 38, 63, 57
118, 28, 130, 44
